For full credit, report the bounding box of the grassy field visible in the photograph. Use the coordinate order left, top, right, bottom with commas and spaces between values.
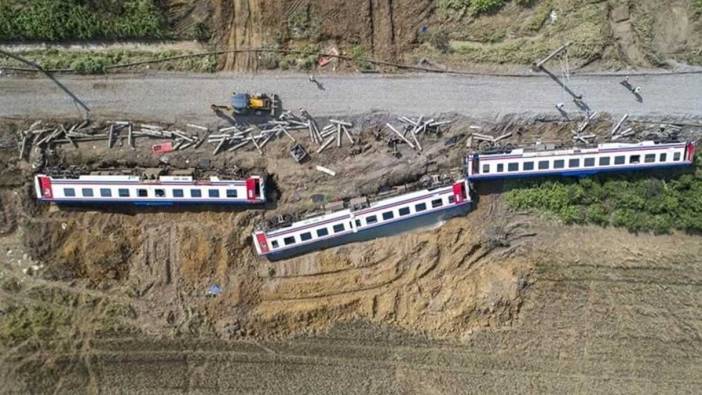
0, 0, 166, 41
0, 49, 217, 73
505, 155, 702, 234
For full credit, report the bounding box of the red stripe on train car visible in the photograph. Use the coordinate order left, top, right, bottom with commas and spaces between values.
452, 182, 466, 204
246, 177, 257, 201
255, 232, 270, 254
39, 176, 53, 199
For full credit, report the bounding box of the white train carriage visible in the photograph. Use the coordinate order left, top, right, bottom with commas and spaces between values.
252, 179, 471, 260
466, 141, 695, 180
34, 173, 266, 206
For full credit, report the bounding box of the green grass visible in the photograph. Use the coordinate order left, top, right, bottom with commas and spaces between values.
0, 0, 166, 41
0, 49, 218, 74
504, 155, 702, 234
437, 0, 509, 15
471, 0, 506, 14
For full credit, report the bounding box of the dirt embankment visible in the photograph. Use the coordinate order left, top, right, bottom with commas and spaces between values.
5, 191, 702, 392
162, 0, 702, 71
1, 113, 702, 391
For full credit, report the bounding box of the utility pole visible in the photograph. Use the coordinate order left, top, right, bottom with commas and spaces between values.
0, 49, 91, 120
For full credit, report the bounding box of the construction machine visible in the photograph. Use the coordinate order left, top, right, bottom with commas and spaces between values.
211, 92, 278, 116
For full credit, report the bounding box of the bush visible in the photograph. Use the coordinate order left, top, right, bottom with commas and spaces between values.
71, 56, 108, 74
428, 29, 451, 53
471, 0, 506, 14
504, 154, 702, 234
0, 0, 166, 41
350, 45, 373, 71
193, 22, 210, 42
287, 4, 320, 41
436, 0, 471, 13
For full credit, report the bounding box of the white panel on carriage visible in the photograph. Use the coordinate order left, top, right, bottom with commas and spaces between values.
159, 176, 193, 182
77, 175, 139, 182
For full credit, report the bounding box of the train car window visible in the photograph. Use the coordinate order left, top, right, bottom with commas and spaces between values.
448, 195, 456, 203
415, 203, 427, 212
568, 159, 580, 168
271, 240, 279, 249
191, 189, 202, 198
399, 207, 410, 216
431, 198, 443, 208
599, 157, 610, 166
482, 164, 490, 174
508, 163, 519, 172
630, 155, 640, 164
226, 189, 238, 198
355, 219, 361, 227
523, 162, 534, 171
283, 236, 295, 246
118, 188, 130, 197
82, 188, 94, 197
584, 158, 596, 167
317, 228, 329, 237
538, 161, 550, 170
64, 188, 76, 197
614, 156, 625, 165
673, 152, 681, 161
366, 216, 378, 225
155, 189, 165, 197
497, 164, 504, 173
208, 189, 220, 198
173, 189, 184, 198
300, 232, 312, 241
382, 211, 394, 220
659, 153, 667, 162
645, 154, 655, 163
100, 188, 112, 197
554, 160, 565, 169
333, 224, 345, 233
138, 189, 148, 197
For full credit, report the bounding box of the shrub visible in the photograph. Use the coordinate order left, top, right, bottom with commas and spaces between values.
193, 22, 210, 42
350, 45, 373, 71
504, 154, 702, 234
436, 0, 471, 13
471, 0, 506, 14
0, 0, 166, 41
71, 56, 108, 74
428, 29, 451, 53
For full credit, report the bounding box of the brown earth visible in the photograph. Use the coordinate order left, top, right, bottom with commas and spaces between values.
161, 0, 702, 71
1, 114, 701, 391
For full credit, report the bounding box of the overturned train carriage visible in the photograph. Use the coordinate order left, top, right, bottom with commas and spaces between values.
466, 141, 695, 180
34, 173, 266, 206
253, 179, 471, 260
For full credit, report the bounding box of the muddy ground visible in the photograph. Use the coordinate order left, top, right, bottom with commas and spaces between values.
1, 113, 701, 392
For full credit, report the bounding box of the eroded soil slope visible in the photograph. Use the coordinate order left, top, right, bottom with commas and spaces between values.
165, 0, 702, 70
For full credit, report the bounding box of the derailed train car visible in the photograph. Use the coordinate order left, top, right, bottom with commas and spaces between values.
34, 169, 266, 206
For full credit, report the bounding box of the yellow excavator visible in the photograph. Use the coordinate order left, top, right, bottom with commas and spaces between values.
211, 92, 278, 116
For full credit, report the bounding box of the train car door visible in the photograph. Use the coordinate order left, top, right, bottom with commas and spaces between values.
246, 177, 262, 201
38, 176, 53, 199
686, 142, 696, 162
466, 154, 479, 177
254, 231, 270, 254
452, 181, 467, 204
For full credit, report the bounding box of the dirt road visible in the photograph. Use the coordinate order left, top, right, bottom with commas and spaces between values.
1, 72, 701, 122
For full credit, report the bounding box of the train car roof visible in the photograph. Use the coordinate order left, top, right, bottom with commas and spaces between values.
471, 141, 686, 158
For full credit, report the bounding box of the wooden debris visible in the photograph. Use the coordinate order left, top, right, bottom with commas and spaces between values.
315, 165, 336, 176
